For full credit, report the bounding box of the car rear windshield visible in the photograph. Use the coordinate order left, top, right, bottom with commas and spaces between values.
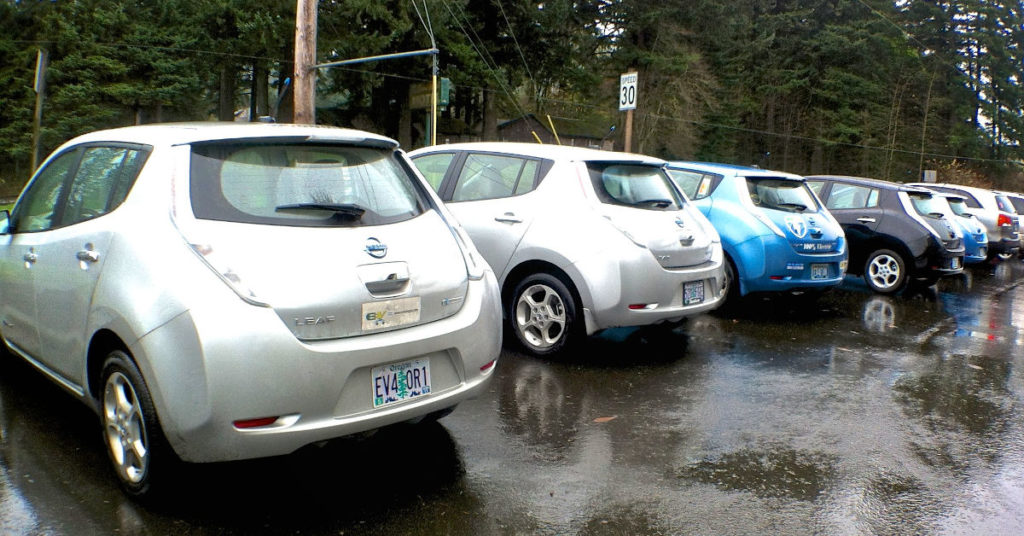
909, 191, 951, 218
588, 163, 684, 210
745, 178, 819, 213
946, 197, 972, 217
190, 143, 426, 227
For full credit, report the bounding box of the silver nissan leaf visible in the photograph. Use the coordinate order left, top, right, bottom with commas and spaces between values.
0, 123, 502, 497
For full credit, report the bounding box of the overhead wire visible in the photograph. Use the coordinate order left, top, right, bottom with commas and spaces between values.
440, 0, 531, 123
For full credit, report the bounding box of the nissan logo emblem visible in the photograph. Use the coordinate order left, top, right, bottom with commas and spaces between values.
365, 237, 388, 259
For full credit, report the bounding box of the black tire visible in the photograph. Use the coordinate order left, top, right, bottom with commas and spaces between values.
99, 350, 173, 498
509, 273, 580, 356
722, 257, 741, 303
863, 249, 907, 294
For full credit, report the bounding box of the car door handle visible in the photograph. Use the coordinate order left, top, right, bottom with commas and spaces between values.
76, 250, 100, 263
494, 212, 523, 224
857, 217, 876, 224
23, 251, 37, 264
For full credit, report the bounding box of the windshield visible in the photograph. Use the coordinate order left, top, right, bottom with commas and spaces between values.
588, 163, 684, 210
909, 192, 951, 218
190, 143, 425, 227
745, 178, 819, 213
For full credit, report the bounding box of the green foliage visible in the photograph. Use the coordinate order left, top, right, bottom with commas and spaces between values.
0, 0, 1020, 189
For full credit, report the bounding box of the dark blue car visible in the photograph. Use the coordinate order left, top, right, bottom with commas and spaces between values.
667, 162, 848, 302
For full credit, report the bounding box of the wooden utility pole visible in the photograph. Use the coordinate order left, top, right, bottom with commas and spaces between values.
619, 72, 637, 153
31, 49, 48, 172
293, 0, 317, 124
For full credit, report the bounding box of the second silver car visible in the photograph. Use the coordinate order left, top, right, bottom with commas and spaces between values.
410, 142, 725, 356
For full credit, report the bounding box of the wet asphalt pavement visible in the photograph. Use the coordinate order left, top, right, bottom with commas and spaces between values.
2, 263, 1024, 535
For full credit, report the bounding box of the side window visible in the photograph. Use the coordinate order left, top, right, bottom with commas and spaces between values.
12, 150, 78, 233
63, 146, 146, 225
806, 180, 825, 196
410, 152, 454, 193
452, 153, 535, 202
666, 169, 712, 200
825, 184, 878, 210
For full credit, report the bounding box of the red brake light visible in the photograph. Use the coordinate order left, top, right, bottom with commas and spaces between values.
998, 213, 1013, 226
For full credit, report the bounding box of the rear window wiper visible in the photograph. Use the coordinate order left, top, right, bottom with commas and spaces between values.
636, 199, 674, 208
275, 203, 366, 218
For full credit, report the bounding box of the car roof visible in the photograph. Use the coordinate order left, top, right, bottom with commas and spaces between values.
908, 182, 1003, 196
408, 142, 665, 165
667, 161, 804, 180
61, 122, 399, 149
807, 174, 933, 193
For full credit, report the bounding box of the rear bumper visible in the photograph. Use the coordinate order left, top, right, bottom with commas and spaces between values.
732, 235, 847, 295
987, 237, 1019, 258
575, 245, 726, 334
133, 271, 503, 463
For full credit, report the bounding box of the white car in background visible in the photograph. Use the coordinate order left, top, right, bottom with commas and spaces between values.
409, 142, 725, 356
0, 123, 502, 497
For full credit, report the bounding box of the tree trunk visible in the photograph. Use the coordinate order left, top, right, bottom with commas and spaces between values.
219, 66, 237, 121
483, 88, 498, 141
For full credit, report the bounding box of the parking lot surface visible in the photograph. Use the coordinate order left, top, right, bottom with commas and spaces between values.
2, 264, 1023, 535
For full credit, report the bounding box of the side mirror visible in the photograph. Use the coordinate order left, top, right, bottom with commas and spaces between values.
0, 210, 9, 235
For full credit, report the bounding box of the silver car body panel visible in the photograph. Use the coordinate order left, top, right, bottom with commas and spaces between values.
0, 123, 503, 463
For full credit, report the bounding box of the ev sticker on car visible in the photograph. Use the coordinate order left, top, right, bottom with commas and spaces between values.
784, 215, 808, 238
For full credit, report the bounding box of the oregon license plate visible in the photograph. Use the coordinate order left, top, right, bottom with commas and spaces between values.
811, 264, 829, 280
684, 280, 705, 305
372, 358, 431, 408
947, 257, 962, 269
361, 297, 421, 331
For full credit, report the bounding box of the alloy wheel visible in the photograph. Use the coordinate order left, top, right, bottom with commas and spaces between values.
103, 371, 149, 485
515, 283, 567, 350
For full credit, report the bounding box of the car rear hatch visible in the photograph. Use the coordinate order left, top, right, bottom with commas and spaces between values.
745, 177, 843, 253
183, 140, 469, 341
587, 161, 715, 268
906, 191, 964, 253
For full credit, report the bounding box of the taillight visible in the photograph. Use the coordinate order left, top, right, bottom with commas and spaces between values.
998, 213, 1013, 226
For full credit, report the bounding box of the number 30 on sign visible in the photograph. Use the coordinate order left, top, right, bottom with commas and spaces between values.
619, 72, 638, 111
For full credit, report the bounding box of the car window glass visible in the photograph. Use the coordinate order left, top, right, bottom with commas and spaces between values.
946, 198, 970, 216
191, 143, 425, 227
410, 152, 453, 193
588, 163, 683, 210
746, 178, 819, 213
514, 160, 539, 195
451, 153, 528, 202
825, 183, 878, 210
63, 146, 147, 225
806, 180, 825, 196
1008, 196, 1024, 213
663, 169, 712, 199
994, 194, 1015, 213
12, 150, 78, 233
909, 192, 950, 218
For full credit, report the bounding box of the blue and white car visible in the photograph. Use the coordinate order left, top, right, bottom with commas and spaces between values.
666, 162, 847, 302
938, 192, 988, 264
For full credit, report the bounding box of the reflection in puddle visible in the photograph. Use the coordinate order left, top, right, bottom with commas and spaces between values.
677, 446, 836, 501
862, 297, 896, 333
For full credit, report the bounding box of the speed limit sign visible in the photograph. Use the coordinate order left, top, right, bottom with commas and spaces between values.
619, 72, 638, 111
